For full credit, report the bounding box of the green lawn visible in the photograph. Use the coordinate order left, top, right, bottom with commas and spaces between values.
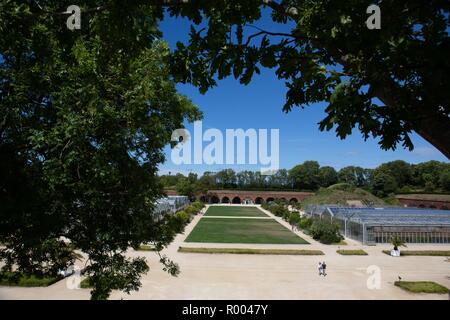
179, 247, 322, 255
185, 217, 308, 244
395, 281, 448, 294
0, 271, 62, 287
204, 206, 269, 217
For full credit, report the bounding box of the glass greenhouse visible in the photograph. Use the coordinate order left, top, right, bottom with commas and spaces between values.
154, 196, 190, 217
306, 205, 450, 245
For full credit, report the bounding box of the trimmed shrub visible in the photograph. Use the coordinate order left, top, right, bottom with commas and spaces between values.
270, 204, 289, 217
309, 219, 343, 244
175, 210, 190, 223
184, 206, 197, 215
288, 213, 301, 226
298, 217, 313, 230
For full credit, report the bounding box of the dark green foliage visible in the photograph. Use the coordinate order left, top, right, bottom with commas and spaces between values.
84, 253, 150, 300
288, 212, 301, 226
298, 217, 313, 230
175, 173, 199, 199
0, 271, 62, 287
162, 160, 450, 193
0, 239, 80, 277
289, 161, 320, 190
167, 0, 450, 158
164, 202, 204, 235
0, 1, 200, 300
318, 166, 338, 188
265, 203, 290, 217
309, 219, 344, 244
338, 167, 372, 188
372, 172, 398, 197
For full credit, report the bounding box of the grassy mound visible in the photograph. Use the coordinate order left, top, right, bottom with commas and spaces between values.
301, 184, 386, 208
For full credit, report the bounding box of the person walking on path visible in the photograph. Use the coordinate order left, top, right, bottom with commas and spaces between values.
318, 262, 323, 276
322, 262, 327, 277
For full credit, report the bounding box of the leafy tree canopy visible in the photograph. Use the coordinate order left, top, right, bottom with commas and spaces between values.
0, 0, 201, 299
166, 0, 450, 158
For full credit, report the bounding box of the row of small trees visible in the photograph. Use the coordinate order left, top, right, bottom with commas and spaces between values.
165, 160, 450, 198
261, 202, 343, 244
0, 201, 205, 299
169, 202, 205, 234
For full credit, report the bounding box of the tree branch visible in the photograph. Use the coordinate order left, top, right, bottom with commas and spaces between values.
244, 25, 296, 46
31, 0, 190, 16
263, 0, 299, 20
32, 0, 110, 15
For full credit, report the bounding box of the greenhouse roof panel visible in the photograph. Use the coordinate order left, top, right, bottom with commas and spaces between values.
320, 206, 450, 226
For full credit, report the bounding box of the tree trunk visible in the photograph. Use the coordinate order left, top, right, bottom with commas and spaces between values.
375, 85, 450, 160
413, 114, 450, 160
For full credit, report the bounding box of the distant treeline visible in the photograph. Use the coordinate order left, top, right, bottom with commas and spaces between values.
160, 160, 450, 198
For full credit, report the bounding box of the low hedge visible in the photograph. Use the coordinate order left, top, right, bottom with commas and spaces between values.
137, 244, 156, 251
0, 271, 62, 287
395, 281, 448, 294
382, 250, 450, 256
337, 249, 368, 255
178, 247, 324, 255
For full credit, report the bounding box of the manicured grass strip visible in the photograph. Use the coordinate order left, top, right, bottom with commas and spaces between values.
185, 218, 309, 244
204, 206, 268, 217
138, 244, 156, 251
382, 250, 450, 256
80, 278, 92, 289
0, 271, 62, 287
395, 281, 448, 294
179, 247, 324, 255
337, 249, 368, 255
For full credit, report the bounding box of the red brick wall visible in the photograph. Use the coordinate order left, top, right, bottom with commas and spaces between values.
397, 198, 450, 210
200, 190, 313, 203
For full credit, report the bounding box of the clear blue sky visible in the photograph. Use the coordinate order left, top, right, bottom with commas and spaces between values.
158, 10, 448, 175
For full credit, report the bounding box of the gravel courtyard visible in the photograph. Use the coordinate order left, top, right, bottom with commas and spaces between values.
1, 205, 449, 300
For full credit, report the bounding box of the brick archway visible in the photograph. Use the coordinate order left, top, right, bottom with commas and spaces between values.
168, 189, 314, 205
232, 196, 241, 204
255, 197, 264, 204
